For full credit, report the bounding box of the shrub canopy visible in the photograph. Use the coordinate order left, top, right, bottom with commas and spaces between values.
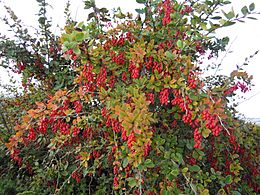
0, 0, 259, 194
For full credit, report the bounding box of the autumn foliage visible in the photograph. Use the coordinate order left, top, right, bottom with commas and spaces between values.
0, 0, 259, 194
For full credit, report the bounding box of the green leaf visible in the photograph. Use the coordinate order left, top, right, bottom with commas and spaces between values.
61, 34, 72, 42
249, 3, 255, 12
200, 23, 207, 30
135, 8, 145, 14
73, 47, 81, 55
127, 177, 137, 188
144, 159, 155, 168
38, 17, 46, 25
211, 16, 222, 20
83, 168, 89, 177
202, 128, 211, 138
176, 40, 183, 48
225, 10, 235, 20
170, 168, 179, 177
87, 12, 96, 21
241, 6, 249, 16
190, 165, 200, 172
162, 189, 171, 195
174, 153, 183, 164
136, 0, 146, 3
165, 51, 174, 60
77, 21, 84, 28
231, 191, 241, 195
182, 167, 188, 173
174, 113, 181, 120
84, 1, 94, 9
123, 158, 128, 168
223, 21, 236, 27
223, 1, 231, 5
225, 175, 232, 184
75, 32, 85, 42
99, 7, 109, 14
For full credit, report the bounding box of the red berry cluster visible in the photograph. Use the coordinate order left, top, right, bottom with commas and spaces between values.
224, 84, 238, 95
182, 110, 192, 125
146, 92, 155, 104
180, 5, 193, 15
224, 82, 249, 95
104, 110, 137, 152
92, 150, 101, 159
71, 170, 81, 183
121, 71, 127, 82
52, 119, 70, 135
96, 67, 107, 87
113, 165, 119, 174
111, 119, 123, 133
144, 142, 151, 157
73, 127, 80, 137
187, 72, 198, 89
159, 88, 169, 105
158, 42, 165, 50
65, 48, 78, 61
101, 107, 108, 117
195, 41, 205, 55
121, 128, 127, 141
187, 156, 197, 165
103, 32, 133, 50
222, 129, 240, 153
73, 101, 82, 114
83, 64, 94, 82
161, 0, 172, 26
128, 62, 140, 79
10, 148, 22, 166
125, 164, 131, 178
194, 128, 202, 149
113, 176, 119, 188
127, 132, 136, 149
15, 62, 26, 74
28, 128, 36, 141
82, 126, 93, 139
110, 35, 125, 47
145, 56, 154, 70
25, 162, 34, 175
201, 109, 222, 136
109, 75, 116, 88
152, 61, 163, 73
38, 118, 49, 134
110, 52, 125, 65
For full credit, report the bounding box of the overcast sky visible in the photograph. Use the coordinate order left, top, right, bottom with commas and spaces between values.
0, 0, 260, 118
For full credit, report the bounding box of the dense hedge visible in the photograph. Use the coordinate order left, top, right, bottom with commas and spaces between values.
0, 0, 259, 194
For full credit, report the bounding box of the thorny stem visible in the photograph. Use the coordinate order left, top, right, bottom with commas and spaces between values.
217, 114, 230, 136
138, 170, 142, 195
183, 173, 198, 195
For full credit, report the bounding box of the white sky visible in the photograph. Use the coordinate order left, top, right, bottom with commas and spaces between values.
0, 0, 259, 118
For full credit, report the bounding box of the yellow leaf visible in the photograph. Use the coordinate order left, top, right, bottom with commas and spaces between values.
27, 109, 37, 118
35, 101, 46, 110
22, 115, 31, 123
201, 189, 210, 195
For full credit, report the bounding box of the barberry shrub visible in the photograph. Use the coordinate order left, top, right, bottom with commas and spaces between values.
1, 0, 259, 194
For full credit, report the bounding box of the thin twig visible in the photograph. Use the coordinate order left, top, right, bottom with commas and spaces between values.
183, 173, 198, 195
217, 114, 230, 136
214, 36, 237, 76
237, 90, 260, 105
